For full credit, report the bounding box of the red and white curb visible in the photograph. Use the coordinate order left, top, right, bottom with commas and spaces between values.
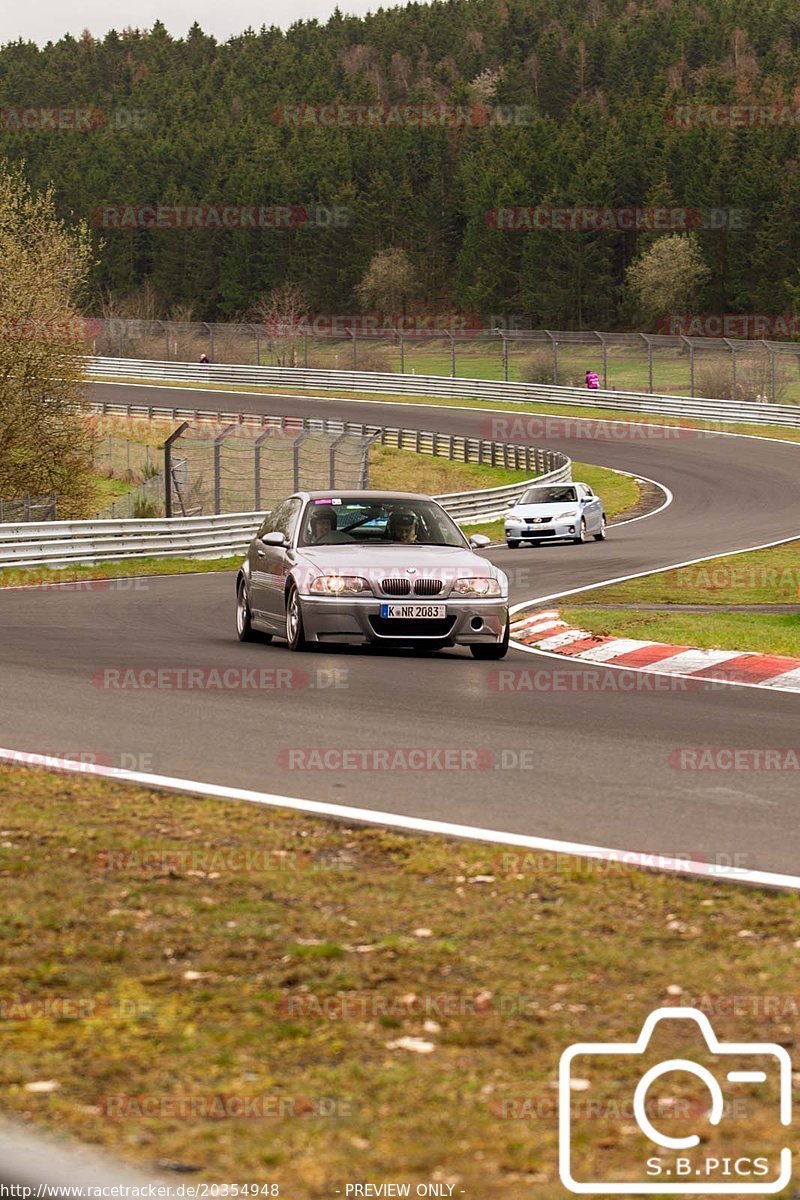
510, 609, 800, 693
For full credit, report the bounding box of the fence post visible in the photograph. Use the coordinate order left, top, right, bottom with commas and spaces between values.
500, 331, 509, 382
546, 331, 558, 385
214, 425, 237, 515
724, 338, 736, 398
598, 332, 608, 389
641, 333, 653, 394
398, 332, 405, 374
329, 431, 350, 487
163, 422, 189, 518
681, 336, 695, 397
764, 341, 776, 404
292, 429, 311, 490
445, 331, 455, 378
254, 428, 273, 510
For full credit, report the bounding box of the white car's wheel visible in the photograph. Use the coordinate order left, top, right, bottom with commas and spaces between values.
594, 515, 607, 541
573, 518, 588, 545
506, 539, 521, 549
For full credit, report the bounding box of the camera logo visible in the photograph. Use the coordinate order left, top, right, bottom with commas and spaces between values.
559, 1007, 792, 1193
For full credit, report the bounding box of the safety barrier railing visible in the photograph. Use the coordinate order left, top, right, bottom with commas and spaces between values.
0, 408, 570, 568
87, 356, 800, 429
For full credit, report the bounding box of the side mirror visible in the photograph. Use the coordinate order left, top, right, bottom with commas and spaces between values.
469, 533, 491, 549
262, 530, 287, 547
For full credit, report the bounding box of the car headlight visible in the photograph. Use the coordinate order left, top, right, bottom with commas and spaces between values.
452, 577, 503, 598
309, 575, 373, 596
557, 509, 579, 519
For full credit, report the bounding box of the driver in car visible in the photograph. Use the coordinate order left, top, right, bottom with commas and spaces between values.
387, 509, 418, 543
308, 506, 337, 543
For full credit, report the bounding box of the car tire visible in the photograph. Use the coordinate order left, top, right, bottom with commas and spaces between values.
573, 518, 588, 545
285, 582, 308, 651
236, 578, 271, 643
506, 540, 521, 549
469, 619, 510, 661
593, 515, 607, 541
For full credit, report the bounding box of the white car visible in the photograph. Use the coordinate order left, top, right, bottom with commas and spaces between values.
504, 482, 607, 547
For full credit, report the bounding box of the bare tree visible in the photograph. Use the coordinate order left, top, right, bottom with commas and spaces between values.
252, 283, 310, 367
0, 160, 96, 516
625, 234, 710, 321
355, 248, 418, 317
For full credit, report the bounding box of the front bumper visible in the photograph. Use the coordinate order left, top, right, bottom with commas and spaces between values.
299, 595, 509, 645
505, 518, 578, 541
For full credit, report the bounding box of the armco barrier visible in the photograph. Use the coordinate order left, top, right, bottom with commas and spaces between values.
88, 355, 800, 428
0, 414, 570, 569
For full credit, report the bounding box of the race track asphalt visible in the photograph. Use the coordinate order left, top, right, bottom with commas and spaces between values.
0, 380, 798, 875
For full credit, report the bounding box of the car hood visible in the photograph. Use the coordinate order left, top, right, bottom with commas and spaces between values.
294, 544, 506, 588
507, 502, 580, 518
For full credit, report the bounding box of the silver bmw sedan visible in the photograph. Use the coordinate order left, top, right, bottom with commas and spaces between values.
235, 490, 509, 658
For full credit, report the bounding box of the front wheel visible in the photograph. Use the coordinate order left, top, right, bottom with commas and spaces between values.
506, 539, 521, 549
573, 518, 588, 545
236, 578, 271, 643
469, 620, 510, 661
285, 583, 308, 651
593, 515, 607, 541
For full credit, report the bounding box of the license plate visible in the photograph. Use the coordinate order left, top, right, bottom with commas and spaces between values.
380, 604, 446, 619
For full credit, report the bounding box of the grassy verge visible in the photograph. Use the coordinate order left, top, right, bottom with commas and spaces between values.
562, 606, 800, 658
551, 540, 800, 657
88, 374, 800, 446
368, 445, 530, 493
0, 764, 796, 1195
0, 557, 242, 590
562, 540, 800, 606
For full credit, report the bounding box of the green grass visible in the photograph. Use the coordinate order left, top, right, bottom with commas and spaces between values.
0, 763, 796, 1195
91, 476, 132, 503
368, 445, 531, 494
562, 606, 800, 658
525, 539, 800, 658
565, 540, 800, 606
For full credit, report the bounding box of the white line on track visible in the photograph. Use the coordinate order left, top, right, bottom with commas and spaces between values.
3, 747, 800, 893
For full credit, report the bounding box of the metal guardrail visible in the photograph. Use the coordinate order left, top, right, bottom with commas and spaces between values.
88, 356, 800, 428
0, 410, 570, 569
87, 318, 800, 402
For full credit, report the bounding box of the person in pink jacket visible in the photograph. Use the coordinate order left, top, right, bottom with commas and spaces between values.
585, 370, 600, 389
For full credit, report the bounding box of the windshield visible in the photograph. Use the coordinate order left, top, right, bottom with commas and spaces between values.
520, 485, 577, 505
299, 497, 467, 547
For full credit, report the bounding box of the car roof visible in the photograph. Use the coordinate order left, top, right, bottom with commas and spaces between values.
523, 482, 583, 490
297, 489, 437, 502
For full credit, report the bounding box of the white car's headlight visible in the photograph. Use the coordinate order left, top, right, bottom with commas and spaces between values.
452, 577, 503, 598
557, 509, 579, 519
309, 575, 373, 596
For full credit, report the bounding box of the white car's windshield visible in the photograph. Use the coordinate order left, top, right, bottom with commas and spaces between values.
299, 497, 467, 547
520, 486, 578, 505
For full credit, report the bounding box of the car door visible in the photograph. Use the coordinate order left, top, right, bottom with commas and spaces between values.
579, 484, 602, 532
261, 498, 303, 625
247, 507, 277, 620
